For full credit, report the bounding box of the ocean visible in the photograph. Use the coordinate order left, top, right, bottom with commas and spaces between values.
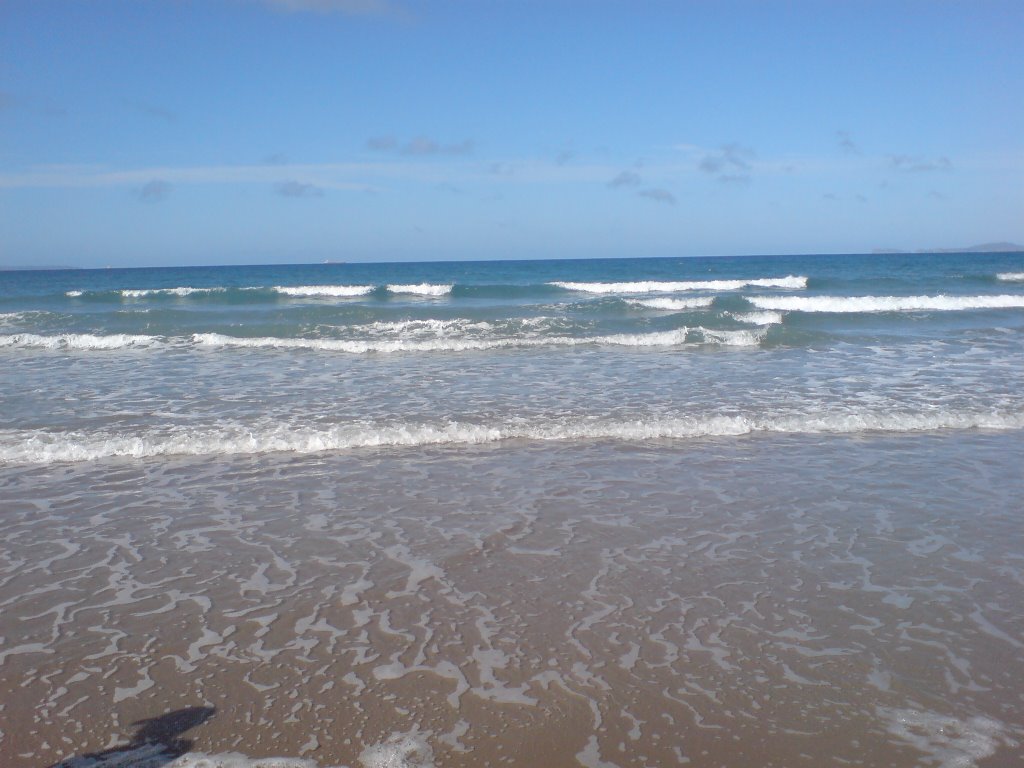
1, 252, 1023, 767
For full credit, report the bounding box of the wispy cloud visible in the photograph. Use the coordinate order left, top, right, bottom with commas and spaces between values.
488, 162, 516, 177
367, 135, 474, 156
698, 143, 755, 183
276, 180, 324, 198
889, 154, 952, 173
638, 188, 675, 205
608, 170, 642, 188
124, 99, 176, 124
257, 0, 405, 17
837, 130, 859, 155
0, 157, 621, 192
135, 179, 171, 203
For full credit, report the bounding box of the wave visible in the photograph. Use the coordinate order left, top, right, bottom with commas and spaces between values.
0, 311, 52, 325
0, 333, 160, 350
385, 283, 453, 296
5, 409, 1022, 464
356, 317, 566, 336
747, 294, 1024, 313
0, 326, 761, 354
551, 276, 807, 294
193, 327, 763, 353
273, 284, 375, 297
997, 272, 1024, 282
731, 311, 784, 326
627, 297, 715, 310
120, 286, 228, 298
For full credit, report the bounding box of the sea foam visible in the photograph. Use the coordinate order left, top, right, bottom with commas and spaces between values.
996, 272, 1024, 281
385, 284, 453, 296
49, 730, 435, 768
120, 287, 227, 297
0, 333, 160, 350
192, 327, 759, 353
747, 294, 1024, 312
5, 410, 1022, 464
274, 285, 375, 297
627, 297, 715, 310
552, 276, 807, 293
731, 311, 784, 325
878, 708, 1014, 768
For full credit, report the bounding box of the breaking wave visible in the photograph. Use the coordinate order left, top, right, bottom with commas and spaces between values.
996, 272, 1024, 282
120, 287, 229, 298
731, 311, 784, 326
192, 327, 763, 353
0, 327, 762, 354
385, 283, 453, 296
5, 410, 1022, 464
273, 285, 375, 297
551, 276, 807, 293
0, 333, 160, 350
747, 294, 1024, 312
627, 297, 715, 310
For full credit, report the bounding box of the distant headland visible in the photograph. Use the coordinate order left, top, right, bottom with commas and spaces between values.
873, 242, 1024, 254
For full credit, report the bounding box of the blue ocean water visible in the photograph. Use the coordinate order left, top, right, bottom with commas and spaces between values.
1, 252, 1023, 463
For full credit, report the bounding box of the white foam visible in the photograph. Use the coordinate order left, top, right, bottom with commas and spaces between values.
552, 276, 807, 293
731, 311, 784, 326
747, 294, 1024, 312
120, 287, 227, 298
878, 707, 1013, 768
0, 333, 160, 350
996, 272, 1024, 281
0, 326, 753, 355
627, 297, 715, 310
191, 327, 756, 353
361, 319, 492, 335
4, 409, 1022, 464
49, 737, 436, 768
274, 285, 375, 297
696, 328, 765, 346
65, 290, 84, 297
385, 284, 453, 296
359, 730, 434, 768
0, 311, 49, 325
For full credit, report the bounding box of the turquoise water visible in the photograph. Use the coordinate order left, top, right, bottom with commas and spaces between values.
1, 252, 1023, 463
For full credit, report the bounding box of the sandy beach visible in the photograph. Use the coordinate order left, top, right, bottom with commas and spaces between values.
3, 433, 1022, 767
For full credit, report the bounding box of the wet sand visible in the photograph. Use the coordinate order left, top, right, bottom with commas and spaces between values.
2, 433, 1023, 767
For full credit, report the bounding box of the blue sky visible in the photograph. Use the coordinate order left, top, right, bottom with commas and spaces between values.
1, 0, 1021, 267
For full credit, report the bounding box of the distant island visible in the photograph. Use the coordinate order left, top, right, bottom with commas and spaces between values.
873, 242, 1024, 254
0, 264, 82, 272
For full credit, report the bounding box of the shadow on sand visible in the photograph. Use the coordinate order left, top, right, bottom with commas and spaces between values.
49, 706, 215, 768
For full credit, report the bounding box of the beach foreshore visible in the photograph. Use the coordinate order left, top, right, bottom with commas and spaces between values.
2, 433, 1022, 768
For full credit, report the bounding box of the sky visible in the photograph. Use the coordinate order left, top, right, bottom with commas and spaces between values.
0, 0, 1022, 267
